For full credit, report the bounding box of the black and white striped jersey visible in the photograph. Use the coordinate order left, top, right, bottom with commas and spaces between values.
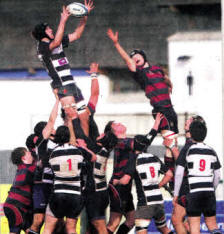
176, 142, 221, 193
42, 139, 56, 184
37, 36, 75, 89
134, 153, 169, 206
49, 143, 92, 195
91, 147, 110, 192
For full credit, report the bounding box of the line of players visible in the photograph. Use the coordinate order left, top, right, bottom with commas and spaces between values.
3, 1, 222, 233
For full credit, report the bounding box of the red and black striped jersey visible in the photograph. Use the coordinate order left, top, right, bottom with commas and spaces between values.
133, 65, 172, 109
4, 163, 36, 213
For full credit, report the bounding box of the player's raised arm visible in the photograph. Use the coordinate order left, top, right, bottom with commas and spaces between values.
49, 6, 70, 50
86, 62, 99, 108
68, 0, 94, 42
107, 28, 136, 72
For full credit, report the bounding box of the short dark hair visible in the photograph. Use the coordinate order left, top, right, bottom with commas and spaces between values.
134, 135, 150, 152
32, 22, 49, 41
192, 115, 206, 126
54, 125, 70, 145
11, 147, 27, 165
190, 120, 207, 142
104, 121, 114, 133
97, 131, 118, 151
26, 134, 36, 151
34, 121, 47, 137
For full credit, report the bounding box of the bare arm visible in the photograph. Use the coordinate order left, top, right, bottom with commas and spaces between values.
107, 28, 136, 72
49, 6, 70, 50
86, 62, 99, 108
42, 98, 60, 139
68, 0, 94, 42
159, 169, 173, 188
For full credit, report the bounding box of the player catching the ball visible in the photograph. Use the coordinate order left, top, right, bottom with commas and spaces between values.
107, 28, 179, 186
32, 0, 94, 136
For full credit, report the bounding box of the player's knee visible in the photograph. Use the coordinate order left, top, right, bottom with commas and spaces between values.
135, 219, 150, 233
210, 229, 222, 234
171, 213, 182, 226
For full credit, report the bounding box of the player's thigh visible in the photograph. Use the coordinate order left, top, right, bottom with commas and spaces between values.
172, 202, 186, 224
188, 216, 201, 234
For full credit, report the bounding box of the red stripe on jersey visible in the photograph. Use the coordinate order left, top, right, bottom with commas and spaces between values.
115, 159, 128, 168
16, 174, 26, 182
8, 192, 31, 206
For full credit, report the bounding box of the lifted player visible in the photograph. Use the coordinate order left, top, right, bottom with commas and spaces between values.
107, 28, 178, 188
32, 0, 94, 136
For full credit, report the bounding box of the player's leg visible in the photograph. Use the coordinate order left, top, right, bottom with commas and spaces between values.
188, 217, 200, 234
203, 192, 221, 233
107, 211, 122, 233
86, 191, 109, 234
154, 204, 173, 234
28, 183, 50, 233
43, 215, 58, 234
91, 219, 108, 234
3, 204, 23, 234
65, 218, 78, 234
171, 202, 188, 234
204, 216, 220, 233
116, 210, 135, 234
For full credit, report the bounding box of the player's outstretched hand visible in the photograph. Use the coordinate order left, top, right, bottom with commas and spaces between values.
84, 0, 94, 13
86, 62, 99, 74
107, 28, 118, 44
61, 6, 71, 22
153, 112, 164, 131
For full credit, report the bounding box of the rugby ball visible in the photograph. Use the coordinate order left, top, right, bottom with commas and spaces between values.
67, 2, 88, 17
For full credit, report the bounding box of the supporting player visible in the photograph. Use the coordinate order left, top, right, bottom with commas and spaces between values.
3, 147, 36, 234
43, 125, 96, 234
107, 28, 178, 190
173, 120, 222, 234
105, 113, 163, 234
168, 115, 205, 234
27, 97, 60, 234
32, 0, 94, 136
118, 136, 173, 234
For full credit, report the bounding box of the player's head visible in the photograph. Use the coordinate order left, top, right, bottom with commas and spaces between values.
130, 49, 148, 67
189, 120, 207, 142
34, 121, 47, 137
25, 134, 36, 151
134, 135, 150, 152
185, 115, 206, 133
104, 121, 126, 137
11, 147, 33, 165
32, 22, 53, 41
97, 131, 118, 152
54, 125, 70, 145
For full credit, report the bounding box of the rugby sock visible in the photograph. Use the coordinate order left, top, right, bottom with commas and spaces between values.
27, 229, 39, 234
117, 223, 131, 234
107, 228, 113, 234
210, 229, 222, 234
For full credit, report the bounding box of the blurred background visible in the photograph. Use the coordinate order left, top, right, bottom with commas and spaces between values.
0, 0, 223, 233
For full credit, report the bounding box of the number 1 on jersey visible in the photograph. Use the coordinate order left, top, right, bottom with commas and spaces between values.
67, 158, 72, 171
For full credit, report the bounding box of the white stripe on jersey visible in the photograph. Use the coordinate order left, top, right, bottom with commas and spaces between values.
63, 80, 75, 86
136, 153, 163, 205
58, 69, 72, 78
54, 190, 80, 195
186, 143, 217, 193
93, 154, 108, 191
52, 57, 69, 67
